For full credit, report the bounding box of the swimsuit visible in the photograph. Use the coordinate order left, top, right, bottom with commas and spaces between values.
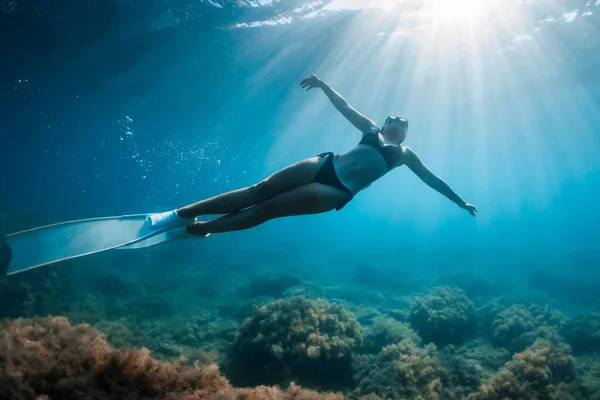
358, 130, 401, 170
314, 131, 399, 211
315, 152, 353, 211
313, 131, 401, 211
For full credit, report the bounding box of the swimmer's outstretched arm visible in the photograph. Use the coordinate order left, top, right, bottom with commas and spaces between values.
300, 75, 377, 133
403, 147, 478, 217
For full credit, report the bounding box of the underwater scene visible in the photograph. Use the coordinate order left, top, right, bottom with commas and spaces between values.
1, 0, 600, 399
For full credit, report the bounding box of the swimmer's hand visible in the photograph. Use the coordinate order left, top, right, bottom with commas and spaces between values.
300, 75, 323, 91
460, 203, 478, 217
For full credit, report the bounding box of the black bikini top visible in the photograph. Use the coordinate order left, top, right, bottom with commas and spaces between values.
358, 130, 402, 170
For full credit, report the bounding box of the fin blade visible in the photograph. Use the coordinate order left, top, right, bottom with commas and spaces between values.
5, 214, 160, 275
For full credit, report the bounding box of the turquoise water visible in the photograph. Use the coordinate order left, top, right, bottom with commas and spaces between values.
1, 0, 600, 398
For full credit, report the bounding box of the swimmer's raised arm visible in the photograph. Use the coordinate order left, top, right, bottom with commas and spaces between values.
403, 147, 478, 217
300, 75, 377, 134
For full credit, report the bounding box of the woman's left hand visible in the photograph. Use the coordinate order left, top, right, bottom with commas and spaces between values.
461, 203, 478, 217
300, 75, 323, 91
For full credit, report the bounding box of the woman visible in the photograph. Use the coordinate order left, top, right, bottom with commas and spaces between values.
146, 75, 477, 238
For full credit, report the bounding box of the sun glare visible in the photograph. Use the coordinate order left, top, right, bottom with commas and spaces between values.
432, 0, 484, 21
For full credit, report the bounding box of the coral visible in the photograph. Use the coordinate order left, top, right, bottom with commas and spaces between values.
408, 286, 477, 345
171, 316, 214, 347
123, 318, 202, 361
197, 384, 343, 400
490, 304, 536, 350
168, 315, 239, 360
529, 304, 567, 328
226, 297, 363, 390
446, 340, 510, 375
0, 316, 342, 400
562, 312, 600, 355
357, 395, 384, 400
383, 296, 415, 322
155, 341, 187, 359
467, 338, 581, 400
477, 297, 511, 336
123, 314, 236, 363
490, 304, 565, 353
0, 267, 71, 319
189, 348, 221, 367
0, 315, 218, 399
576, 355, 600, 399
93, 319, 134, 348
0, 214, 71, 317
361, 317, 421, 354
439, 340, 511, 398
282, 282, 324, 299
61, 294, 108, 325
352, 338, 448, 399
350, 305, 382, 325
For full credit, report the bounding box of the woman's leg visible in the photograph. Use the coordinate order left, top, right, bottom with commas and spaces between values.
186, 183, 350, 235
177, 156, 325, 218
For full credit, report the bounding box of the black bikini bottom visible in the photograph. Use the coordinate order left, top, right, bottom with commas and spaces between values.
315, 152, 353, 211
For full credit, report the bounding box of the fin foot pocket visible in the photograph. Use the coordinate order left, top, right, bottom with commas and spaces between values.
145, 210, 195, 231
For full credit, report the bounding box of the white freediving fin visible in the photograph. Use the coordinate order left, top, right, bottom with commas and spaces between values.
4, 214, 167, 276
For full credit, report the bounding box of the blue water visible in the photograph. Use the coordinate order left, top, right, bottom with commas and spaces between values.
1, 0, 600, 397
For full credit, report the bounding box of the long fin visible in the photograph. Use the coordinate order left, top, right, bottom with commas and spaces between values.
5, 214, 167, 275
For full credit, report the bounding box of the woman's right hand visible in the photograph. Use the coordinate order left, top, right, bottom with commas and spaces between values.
460, 203, 478, 217
300, 75, 323, 91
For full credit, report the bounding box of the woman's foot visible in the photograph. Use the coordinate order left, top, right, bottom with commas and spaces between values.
145, 209, 195, 231
186, 221, 210, 237
166, 226, 210, 241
